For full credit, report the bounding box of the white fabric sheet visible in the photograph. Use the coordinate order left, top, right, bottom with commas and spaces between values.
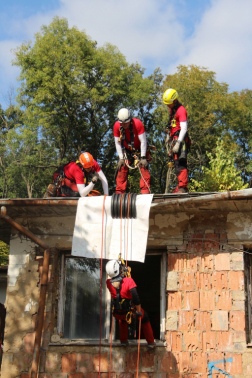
71, 194, 153, 263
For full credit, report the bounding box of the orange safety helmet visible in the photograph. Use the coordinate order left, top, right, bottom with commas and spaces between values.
79, 152, 94, 168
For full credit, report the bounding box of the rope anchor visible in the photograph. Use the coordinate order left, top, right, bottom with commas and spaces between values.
111, 193, 137, 219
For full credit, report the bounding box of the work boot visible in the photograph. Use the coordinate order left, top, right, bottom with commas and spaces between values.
147, 341, 156, 349
121, 341, 129, 346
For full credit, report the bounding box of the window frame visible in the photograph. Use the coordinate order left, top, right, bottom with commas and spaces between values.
57, 251, 166, 343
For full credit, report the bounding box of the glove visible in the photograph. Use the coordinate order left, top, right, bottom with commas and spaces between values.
90, 172, 99, 184
117, 159, 125, 170
135, 311, 142, 318
139, 157, 148, 169
172, 140, 181, 154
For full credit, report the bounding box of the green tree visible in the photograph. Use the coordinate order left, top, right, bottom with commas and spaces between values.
189, 139, 249, 192
0, 241, 9, 265
13, 17, 159, 194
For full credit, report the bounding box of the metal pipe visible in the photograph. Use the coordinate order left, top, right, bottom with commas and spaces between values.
30, 248, 51, 378
0, 206, 50, 250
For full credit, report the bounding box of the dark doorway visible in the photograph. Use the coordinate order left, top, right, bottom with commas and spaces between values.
115, 254, 161, 340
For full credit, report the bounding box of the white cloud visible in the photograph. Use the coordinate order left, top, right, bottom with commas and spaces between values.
56, 0, 186, 65
0, 0, 252, 106
172, 0, 252, 90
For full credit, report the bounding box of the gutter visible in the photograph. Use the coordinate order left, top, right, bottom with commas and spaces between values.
151, 188, 252, 208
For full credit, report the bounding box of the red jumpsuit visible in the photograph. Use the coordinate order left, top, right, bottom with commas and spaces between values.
53, 160, 101, 196
113, 119, 151, 194
106, 277, 154, 344
169, 104, 188, 191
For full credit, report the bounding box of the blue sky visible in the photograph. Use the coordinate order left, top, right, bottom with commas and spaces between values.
0, 0, 252, 108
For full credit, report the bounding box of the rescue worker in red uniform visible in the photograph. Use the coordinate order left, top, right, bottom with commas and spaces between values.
113, 108, 151, 194
163, 89, 190, 193
106, 259, 156, 348
49, 152, 109, 197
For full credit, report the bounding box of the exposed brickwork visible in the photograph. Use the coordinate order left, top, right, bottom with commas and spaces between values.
3, 229, 251, 378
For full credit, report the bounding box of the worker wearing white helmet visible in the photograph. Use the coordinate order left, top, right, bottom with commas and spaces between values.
106, 259, 155, 348
113, 108, 151, 194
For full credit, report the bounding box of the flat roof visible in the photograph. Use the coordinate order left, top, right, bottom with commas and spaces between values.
1, 189, 252, 244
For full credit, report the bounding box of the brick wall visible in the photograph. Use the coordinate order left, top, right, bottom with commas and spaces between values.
3, 229, 252, 378
166, 229, 247, 377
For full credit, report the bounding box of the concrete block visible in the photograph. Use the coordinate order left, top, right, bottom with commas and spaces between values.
232, 290, 245, 301
166, 311, 178, 330
167, 271, 179, 291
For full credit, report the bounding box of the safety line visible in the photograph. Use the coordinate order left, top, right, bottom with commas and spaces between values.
99, 195, 107, 378
126, 193, 131, 265
120, 194, 124, 259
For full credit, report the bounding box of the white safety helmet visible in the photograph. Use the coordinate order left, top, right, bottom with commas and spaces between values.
106, 260, 121, 278
117, 108, 131, 123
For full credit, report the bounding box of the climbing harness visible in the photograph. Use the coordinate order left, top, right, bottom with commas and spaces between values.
117, 121, 156, 194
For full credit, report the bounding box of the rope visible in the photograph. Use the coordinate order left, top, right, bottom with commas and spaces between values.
99, 195, 107, 378
120, 194, 124, 258
126, 193, 131, 265
136, 317, 141, 378
123, 152, 151, 194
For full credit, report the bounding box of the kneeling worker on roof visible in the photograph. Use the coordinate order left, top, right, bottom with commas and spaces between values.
48, 152, 109, 197
113, 108, 152, 194
106, 259, 156, 348
163, 88, 190, 193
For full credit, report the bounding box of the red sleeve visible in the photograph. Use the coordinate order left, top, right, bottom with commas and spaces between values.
72, 164, 85, 184
133, 118, 145, 136
113, 121, 120, 137
93, 159, 101, 173
125, 277, 137, 291
177, 106, 187, 122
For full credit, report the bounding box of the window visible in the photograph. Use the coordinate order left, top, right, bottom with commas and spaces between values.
58, 251, 166, 342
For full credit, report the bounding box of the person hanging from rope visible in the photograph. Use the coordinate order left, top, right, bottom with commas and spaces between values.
113, 108, 153, 194
45, 152, 109, 197
163, 88, 191, 193
106, 259, 156, 348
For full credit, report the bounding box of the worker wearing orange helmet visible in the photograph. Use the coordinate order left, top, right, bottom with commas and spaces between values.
163, 88, 190, 193
50, 152, 109, 197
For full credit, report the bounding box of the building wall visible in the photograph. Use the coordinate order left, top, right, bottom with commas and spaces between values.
2, 213, 252, 377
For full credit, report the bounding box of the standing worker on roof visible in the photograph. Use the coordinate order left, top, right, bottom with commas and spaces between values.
113, 108, 151, 194
163, 88, 190, 193
106, 259, 156, 348
46, 152, 109, 197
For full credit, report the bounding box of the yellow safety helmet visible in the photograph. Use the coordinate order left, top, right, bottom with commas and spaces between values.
163, 88, 178, 105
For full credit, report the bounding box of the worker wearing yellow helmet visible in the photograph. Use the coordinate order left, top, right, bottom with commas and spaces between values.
163, 88, 191, 193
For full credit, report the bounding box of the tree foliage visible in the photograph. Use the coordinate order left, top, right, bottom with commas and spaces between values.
0, 18, 251, 199
0, 241, 9, 265
12, 17, 161, 195
189, 140, 249, 192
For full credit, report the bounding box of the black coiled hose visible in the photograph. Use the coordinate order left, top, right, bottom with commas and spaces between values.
111, 193, 137, 219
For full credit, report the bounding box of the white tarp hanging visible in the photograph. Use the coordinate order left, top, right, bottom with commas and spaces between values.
71, 194, 153, 263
